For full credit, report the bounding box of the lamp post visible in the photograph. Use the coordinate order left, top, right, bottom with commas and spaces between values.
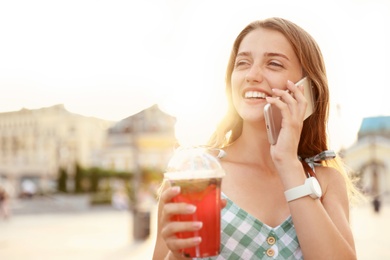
132, 116, 150, 241
132, 117, 141, 212
370, 136, 381, 213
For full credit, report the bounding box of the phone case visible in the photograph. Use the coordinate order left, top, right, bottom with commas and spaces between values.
264, 77, 314, 145
264, 103, 282, 145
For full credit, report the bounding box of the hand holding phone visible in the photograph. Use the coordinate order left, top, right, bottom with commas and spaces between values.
264, 77, 314, 145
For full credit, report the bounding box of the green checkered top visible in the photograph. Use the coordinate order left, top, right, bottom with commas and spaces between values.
195, 194, 303, 259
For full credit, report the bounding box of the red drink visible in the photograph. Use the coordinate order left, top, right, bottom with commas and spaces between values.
170, 177, 222, 258
165, 147, 225, 258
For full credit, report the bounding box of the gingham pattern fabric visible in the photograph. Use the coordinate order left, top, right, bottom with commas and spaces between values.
195, 194, 303, 260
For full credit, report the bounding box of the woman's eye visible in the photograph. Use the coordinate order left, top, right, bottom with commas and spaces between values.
269, 61, 284, 68
234, 60, 250, 68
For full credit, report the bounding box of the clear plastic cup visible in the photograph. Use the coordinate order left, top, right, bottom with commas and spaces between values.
165, 147, 225, 258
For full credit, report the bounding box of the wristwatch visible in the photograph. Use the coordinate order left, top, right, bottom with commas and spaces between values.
284, 177, 322, 202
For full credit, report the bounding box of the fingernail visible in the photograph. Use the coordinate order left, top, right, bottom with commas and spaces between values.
171, 186, 180, 193
186, 205, 196, 213
192, 237, 202, 243
192, 222, 203, 229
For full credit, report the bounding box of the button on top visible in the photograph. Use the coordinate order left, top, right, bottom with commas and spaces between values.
266, 248, 275, 257
267, 236, 276, 245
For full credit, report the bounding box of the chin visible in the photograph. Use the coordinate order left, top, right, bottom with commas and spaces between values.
241, 113, 264, 123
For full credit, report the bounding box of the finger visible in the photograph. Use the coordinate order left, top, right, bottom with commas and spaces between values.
287, 80, 306, 104
272, 81, 307, 119
162, 203, 197, 224
221, 199, 227, 209
271, 87, 295, 106
266, 94, 289, 115
161, 221, 203, 239
165, 236, 202, 254
160, 186, 181, 204
168, 250, 199, 260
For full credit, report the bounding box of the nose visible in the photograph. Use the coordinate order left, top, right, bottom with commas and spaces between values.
245, 64, 263, 83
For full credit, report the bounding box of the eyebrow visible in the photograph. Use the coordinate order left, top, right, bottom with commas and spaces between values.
236, 51, 251, 58
264, 52, 290, 61
236, 51, 290, 61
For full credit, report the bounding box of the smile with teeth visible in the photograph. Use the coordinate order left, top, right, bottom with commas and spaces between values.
244, 91, 268, 99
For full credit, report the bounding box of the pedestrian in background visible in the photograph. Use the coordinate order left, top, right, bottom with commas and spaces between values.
0, 183, 10, 220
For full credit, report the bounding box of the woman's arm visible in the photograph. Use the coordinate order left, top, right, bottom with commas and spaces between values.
283, 163, 356, 260
269, 80, 356, 259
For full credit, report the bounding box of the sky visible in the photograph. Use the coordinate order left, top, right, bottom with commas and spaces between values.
0, 0, 389, 150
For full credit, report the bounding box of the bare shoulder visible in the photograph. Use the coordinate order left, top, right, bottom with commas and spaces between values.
315, 165, 350, 210
315, 165, 346, 186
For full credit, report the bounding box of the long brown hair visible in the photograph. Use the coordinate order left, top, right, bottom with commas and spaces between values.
208, 17, 328, 159
208, 17, 362, 202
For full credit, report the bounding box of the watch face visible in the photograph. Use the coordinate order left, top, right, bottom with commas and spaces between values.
310, 177, 322, 197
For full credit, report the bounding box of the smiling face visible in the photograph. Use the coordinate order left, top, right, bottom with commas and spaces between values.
210, 18, 329, 155
231, 28, 303, 123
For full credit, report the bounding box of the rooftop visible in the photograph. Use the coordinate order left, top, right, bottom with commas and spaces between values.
358, 116, 390, 139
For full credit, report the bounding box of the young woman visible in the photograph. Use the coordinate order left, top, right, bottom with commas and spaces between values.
153, 17, 358, 259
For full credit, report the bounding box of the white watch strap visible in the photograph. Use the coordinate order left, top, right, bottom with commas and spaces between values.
284, 182, 310, 202
284, 177, 322, 202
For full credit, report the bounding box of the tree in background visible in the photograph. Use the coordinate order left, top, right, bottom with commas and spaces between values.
74, 162, 84, 193
57, 167, 67, 193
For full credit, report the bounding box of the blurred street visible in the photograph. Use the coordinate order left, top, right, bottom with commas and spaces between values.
0, 195, 157, 260
0, 196, 389, 260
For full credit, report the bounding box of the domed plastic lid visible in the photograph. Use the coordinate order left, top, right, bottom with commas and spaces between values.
165, 147, 225, 180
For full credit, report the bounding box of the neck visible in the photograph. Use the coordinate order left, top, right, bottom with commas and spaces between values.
225, 121, 275, 168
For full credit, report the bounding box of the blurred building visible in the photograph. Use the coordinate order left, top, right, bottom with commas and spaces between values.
0, 104, 113, 196
0, 104, 177, 197
343, 116, 390, 201
97, 104, 177, 172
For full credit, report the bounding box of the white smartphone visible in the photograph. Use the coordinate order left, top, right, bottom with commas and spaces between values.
264, 77, 315, 145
